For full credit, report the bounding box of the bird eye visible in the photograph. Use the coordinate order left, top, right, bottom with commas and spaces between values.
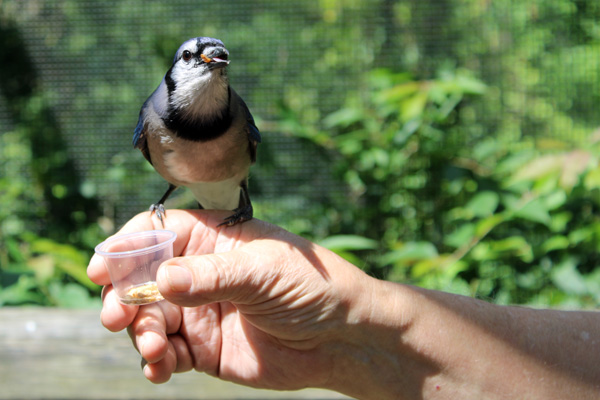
182, 50, 192, 62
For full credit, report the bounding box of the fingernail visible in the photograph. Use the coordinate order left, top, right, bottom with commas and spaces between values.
164, 265, 192, 292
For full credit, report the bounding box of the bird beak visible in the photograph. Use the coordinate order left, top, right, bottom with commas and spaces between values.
212, 57, 230, 64
201, 53, 230, 69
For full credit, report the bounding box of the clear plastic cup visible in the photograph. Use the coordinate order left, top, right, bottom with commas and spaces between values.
94, 230, 177, 305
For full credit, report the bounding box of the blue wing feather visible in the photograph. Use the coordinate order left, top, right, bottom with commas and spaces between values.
133, 116, 145, 148
133, 99, 149, 148
240, 98, 261, 144
132, 100, 152, 164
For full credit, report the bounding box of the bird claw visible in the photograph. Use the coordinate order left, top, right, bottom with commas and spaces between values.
217, 205, 253, 227
149, 203, 166, 228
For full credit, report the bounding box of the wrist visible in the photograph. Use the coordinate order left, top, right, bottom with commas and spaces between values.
321, 272, 427, 399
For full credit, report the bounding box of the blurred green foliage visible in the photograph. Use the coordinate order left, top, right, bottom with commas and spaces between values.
0, 19, 102, 307
1, 0, 600, 308
301, 69, 600, 308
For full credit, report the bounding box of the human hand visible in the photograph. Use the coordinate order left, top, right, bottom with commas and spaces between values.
87, 210, 373, 390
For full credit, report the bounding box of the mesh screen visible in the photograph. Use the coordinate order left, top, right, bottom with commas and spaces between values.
1, 0, 599, 228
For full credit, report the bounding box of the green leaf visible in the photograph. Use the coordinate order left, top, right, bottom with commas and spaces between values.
5, 238, 27, 263
471, 242, 494, 261
323, 107, 364, 129
490, 236, 533, 263
28, 236, 97, 290
0, 276, 46, 306
465, 191, 499, 218
542, 190, 567, 211
541, 236, 570, 253
475, 214, 506, 237
378, 81, 420, 104
551, 258, 588, 296
318, 235, 378, 252
48, 282, 101, 309
400, 91, 429, 122
549, 211, 572, 233
509, 154, 563, 185
584, 165, 600, 190
568, 227, 595, 245
472, 139, 499, 161
514, 198, 552, 226
495, 150, 536, 176
453, 73, 487, 95
516, 271, 541, 290
444, 223, 476, 248
380, 241, 438, 265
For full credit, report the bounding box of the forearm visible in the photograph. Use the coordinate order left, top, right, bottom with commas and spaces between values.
403, 286, 600, 399
325, 277, 600, 400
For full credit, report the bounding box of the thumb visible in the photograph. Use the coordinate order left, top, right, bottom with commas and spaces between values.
156, 250, 261, 307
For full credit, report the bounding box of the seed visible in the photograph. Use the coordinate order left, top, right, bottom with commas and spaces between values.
121, 282, 163, 305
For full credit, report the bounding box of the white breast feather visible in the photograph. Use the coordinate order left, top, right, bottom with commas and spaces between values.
170, 67, 229, 120
188, 178, 242, 211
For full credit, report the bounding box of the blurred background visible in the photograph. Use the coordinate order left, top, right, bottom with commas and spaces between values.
1, 0, 600, 308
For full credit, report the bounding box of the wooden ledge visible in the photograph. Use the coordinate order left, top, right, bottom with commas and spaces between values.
0, 307, 346, 399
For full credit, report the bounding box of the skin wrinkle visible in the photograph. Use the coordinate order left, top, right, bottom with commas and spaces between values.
275, 292, 334, 328
267, 246, 331, 310
227, 250, 273, 303
225, 246, 287, 306
184, 215, 216, 254
219, 305, 262, 381
213, 241, 339, 347
206, 253, 230, 299
214, 223, 247, 252
241, 278, 341, 350
235, 270, 330, 327
181, 305, 222, 375
227, 317, 321, 390
239, 240, 341, 345
219, 250, 276, 306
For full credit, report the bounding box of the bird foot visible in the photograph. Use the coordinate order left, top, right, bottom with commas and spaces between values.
217, 205, 253, 227
149, 203, 166, 228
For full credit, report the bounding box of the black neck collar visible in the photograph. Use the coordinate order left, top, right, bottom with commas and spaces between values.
163, 86, 233, 142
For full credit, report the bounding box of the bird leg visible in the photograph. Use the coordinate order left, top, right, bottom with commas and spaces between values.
149, 184, 178, 227
218, 181, 253, 227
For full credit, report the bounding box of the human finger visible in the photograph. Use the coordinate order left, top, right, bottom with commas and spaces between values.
100, 285, 139, 332
128, 300, 181, 364
143, 339, 178, 384
156, 248, 262, 307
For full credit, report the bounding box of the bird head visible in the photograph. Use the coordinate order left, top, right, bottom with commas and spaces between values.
173, 37, 230, 72
165, 37, 231, 118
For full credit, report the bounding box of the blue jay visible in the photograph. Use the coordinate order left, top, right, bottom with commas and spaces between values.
132, 37, 261, 227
